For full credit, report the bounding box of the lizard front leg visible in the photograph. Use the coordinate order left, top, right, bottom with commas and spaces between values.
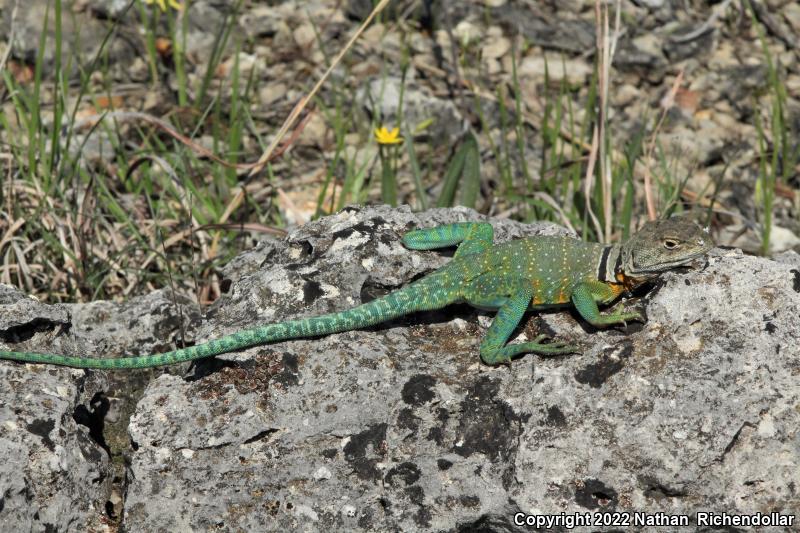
570, 281, 644, 327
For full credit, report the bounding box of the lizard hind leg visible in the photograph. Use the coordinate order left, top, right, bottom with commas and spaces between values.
402, 222, 493, 257
467, 278, 576, 366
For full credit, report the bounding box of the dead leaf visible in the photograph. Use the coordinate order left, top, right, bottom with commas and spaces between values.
675, 87, 700, 115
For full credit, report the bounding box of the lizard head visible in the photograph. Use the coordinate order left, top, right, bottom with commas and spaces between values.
620, 217, 714, 280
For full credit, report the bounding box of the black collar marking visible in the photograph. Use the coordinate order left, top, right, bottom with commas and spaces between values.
597, 246, 612, 282
613, 251, 623, 278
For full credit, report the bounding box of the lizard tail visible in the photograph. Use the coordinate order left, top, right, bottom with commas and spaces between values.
0, 273, 457, 369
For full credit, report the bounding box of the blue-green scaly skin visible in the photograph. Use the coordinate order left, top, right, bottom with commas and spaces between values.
0, 219, 713, 368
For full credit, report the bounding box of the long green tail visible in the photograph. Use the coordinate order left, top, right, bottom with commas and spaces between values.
0, 273, 457, 369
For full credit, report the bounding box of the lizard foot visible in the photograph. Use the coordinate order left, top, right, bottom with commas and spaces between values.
618, 310, 645, 328
527, 337, 578, 356
596, 309, 644, 328
480, 335, 577, 365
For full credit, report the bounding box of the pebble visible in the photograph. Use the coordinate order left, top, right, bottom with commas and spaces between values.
784, 3, 800, 33
482, 36, 511, 59
519, 54, 592, 85
259, 82, 287, 106
293, 23, 316, 48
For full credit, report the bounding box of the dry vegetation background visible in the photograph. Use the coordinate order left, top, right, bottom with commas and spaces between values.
0, 0, 798, 304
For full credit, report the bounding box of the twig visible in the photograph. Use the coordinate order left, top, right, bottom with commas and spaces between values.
533, 192, 576, 234
0, 0, 20, 74
583, 119, 603, 240
247, 0, 391, 177
67, 110, 314, 172
207, 0, 391, 236
643, 69, 684, 220
748, 0, 795, 48
590, 0, 622, 242
2, 153, 13, 227
671, 0, 734, 43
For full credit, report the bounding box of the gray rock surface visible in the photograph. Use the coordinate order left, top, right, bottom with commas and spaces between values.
0, 287, 105, 532
0, 287, 199, 532
1, 206, 799, 531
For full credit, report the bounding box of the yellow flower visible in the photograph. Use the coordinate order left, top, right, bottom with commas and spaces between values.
144, 0, 184, 11
374, 126, 402, 145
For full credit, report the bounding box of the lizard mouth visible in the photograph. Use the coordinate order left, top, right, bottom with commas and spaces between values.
667, 259, 706, 274
630, 250, 710, 275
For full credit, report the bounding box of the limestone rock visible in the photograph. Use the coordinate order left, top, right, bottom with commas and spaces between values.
1, 207, 798, 531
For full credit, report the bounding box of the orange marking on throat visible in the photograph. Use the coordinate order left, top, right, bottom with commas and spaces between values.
607, 283, 626, 298
614, 272, 641, 292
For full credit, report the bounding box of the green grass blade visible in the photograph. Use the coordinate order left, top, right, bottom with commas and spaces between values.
436, 137, 468, 208
458, 132, 481, 208
380, 147, 398, 207
404, 133, 428, 210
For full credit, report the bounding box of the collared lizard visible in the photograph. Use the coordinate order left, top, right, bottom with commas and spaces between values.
0, 217, 712, 368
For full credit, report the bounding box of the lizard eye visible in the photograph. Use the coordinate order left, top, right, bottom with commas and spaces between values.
663, 239, 679, 249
